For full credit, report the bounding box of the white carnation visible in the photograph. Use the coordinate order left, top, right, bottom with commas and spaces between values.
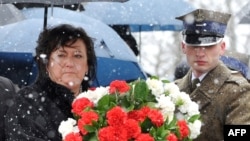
164, 82, 180, 95
169, 91, 182, 103
146, 78, 164, 97
186, 101, 200, 117
155, 95, 175, 121
188, 120, 202, 139
76, 86, 109, 105
58, 118, 79, 139
177, 92, 193, 113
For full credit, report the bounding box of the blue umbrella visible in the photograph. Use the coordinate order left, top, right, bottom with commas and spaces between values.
21, 8, 139, 61
0, 9, 147, 88
0, 52, 37, 87
82, 0, 195, 32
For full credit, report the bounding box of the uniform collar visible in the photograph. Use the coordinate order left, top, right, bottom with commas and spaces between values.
191, 72, 207, 82
175, 62, 231, 109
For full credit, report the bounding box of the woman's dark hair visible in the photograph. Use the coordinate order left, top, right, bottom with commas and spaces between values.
35, 24, 96, 90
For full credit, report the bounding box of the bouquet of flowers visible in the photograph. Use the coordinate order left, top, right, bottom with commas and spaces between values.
58, 77, 202, 141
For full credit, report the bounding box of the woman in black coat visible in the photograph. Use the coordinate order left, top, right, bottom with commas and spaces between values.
4, 24, 97, 141
0, 76, 19, 140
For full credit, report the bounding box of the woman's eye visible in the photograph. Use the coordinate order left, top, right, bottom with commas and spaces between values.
75, 54, 82, 58
57, 54, 66, 57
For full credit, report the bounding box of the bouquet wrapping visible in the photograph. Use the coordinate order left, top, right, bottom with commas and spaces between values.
59, 77, 202, 141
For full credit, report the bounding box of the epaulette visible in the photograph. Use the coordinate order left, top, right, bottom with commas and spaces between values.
226, 70, 248, 85
230, 70, 239, 74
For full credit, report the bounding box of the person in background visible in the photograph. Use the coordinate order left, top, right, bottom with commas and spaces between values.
122, 34, 140, 56
110, 25, 140, 56
0, 76, 19, 140
110, 25, 152, 78
174, 9, 250, 140
4, 24, 97, 141
174, 59, 190, 80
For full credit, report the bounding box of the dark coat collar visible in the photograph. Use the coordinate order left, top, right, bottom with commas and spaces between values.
24, 77, 76, 118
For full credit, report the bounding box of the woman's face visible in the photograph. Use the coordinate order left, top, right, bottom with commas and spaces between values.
47, 39, 88, 94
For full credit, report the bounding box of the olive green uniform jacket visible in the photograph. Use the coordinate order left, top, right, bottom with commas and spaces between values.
175, 62, 250, 141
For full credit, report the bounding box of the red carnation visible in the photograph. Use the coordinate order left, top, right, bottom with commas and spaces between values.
79, 111, 99, 124
135, 133, 154, 141
106, 106, 127, 126
109, 80, 130, 94
88, 87, 96, 91
124, 119, 141, 139
128, 110, 145, 122
78, 111, 99, 135
147, 109, 164, 127
71, 97, 94, 116
98, 126, 128, 141
177, 120, 189, 139
166, 133, 178, 141
64, 132, 82, 141
139, 106, 151, 121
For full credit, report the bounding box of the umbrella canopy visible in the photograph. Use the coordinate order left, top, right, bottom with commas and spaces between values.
0, 8, 147, 87
82, 0, 194, 32
7, 7, 137, 61
1, 0, 128, 29
0, 4, 26, 26
1, 0, 128, 5
236, 1, 250, 24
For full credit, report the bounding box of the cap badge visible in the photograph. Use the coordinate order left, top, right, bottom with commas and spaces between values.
195, 9, 205, 22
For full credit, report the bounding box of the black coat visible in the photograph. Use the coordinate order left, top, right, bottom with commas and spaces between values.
0, 76, 18, 141
4, 78, 75, 141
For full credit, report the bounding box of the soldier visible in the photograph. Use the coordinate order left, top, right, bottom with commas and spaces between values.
174, 9, 250, 140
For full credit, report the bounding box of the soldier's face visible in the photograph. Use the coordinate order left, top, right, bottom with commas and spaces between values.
181, 41, 226, 77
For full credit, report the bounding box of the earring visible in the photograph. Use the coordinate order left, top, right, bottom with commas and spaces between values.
84, 73, 89, 81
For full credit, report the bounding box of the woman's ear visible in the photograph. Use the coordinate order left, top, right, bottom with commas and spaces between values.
181, 42, 186, 54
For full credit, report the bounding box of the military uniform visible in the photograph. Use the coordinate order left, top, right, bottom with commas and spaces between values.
175, 62, 250, 140
175, 9, 250, 141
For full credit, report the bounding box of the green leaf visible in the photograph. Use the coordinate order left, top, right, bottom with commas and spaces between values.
84, 124, 96, 133
165, 117, 178, 130
96, 94, 116, 111
145, 102, 156, 108
145, 92, 156, 103
141, 117, 154, 133
188, 114, 201, 123
83, 132, 97, 141
119, 94, 131, 108
134, 80, 150, 102
150, 76, 159, 79
162, 79, 170, 83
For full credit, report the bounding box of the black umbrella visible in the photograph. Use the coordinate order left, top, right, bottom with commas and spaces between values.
1, 0, 129, 29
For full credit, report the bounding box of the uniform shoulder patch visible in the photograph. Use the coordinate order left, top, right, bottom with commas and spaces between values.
226, 71, 248, 85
